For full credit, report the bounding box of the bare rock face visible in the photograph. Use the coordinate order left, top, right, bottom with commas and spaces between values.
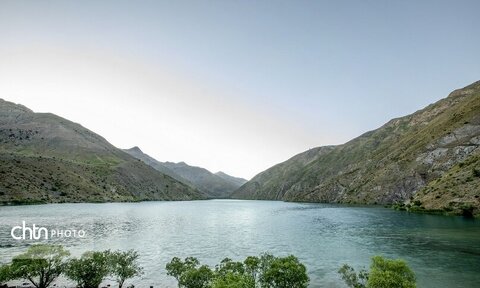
233, 80, 480, 216
417, 124, 480, 172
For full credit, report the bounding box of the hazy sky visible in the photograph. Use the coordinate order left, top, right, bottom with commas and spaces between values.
0, 0, 479, 179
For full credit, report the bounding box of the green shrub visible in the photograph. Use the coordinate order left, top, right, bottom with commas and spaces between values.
166, 257, 200, 286
166, 253, 309, 288
339, 256, 416, 288
213, 257, 250, 288
260, 254, 309, 288
166, 256, 214, 288
0, 264, 12, 283
4, 244, 69, 288
460, 203, 475, 218
2, 247, 144, 288
473, 168, 480, 177
338, 264, 368, 288
65, 251, 111, 288
109, 250, 143, 288
180, 265, 214, 288
368, 256, 415, 288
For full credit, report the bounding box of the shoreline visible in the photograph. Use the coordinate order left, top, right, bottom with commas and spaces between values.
1, 198, 477, 218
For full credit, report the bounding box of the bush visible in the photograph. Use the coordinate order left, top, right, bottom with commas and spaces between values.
339, 256, 416, 288
166, 257, 213, 288
260, 254, 309, 288
65, 251, 111, 288
368, 256, 415, 288
338, 264, 368, 288
0, 264, 12, 283
473, 168, 480, 177
212, 258, 254, 288
180, 265, 214, 288
1, 248, 144, 288
110, 250, 144, 288
3, 244, 69, 288
166, 257, 201, 286
166, 253, 309, 288
460, 203, 475, 218
211, 273, 254, 288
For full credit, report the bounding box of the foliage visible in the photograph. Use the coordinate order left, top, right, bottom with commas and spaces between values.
215, 258, 245, 276
1, 246, 145, 288
179, 265, 214, 288
243, 256, 260, 280
337, 264, 368, 288
339, 256, 416, 288
473, 168, 480, 177
212, 258, 254, 288
367, 256, 416, 288
166, 253, 309, 288
5, 244, 69, 288
259, 255, 308, 288
166, 257, 213, 288
109, 250, 144, 288
0, 264, 12, 283
211, 272, 255, 288
64, 250, 111, 288
166, 257, 201, 287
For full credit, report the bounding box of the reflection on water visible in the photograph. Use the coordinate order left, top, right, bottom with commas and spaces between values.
0, 200, 479, 287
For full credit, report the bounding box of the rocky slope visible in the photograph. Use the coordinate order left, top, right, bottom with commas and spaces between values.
0, 99, 205, 204
124, 147, 246, 198
232, 81, 480, 216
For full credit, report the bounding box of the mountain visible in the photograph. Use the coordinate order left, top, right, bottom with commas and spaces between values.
123, 146, 189, 183
215, 171, 248, 187
0, 99, 205, 204
162, 162, 241, 198
232, 81, 480, 216
124, 147, 246, 198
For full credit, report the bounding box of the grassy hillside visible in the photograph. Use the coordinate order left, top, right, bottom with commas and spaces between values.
232, 81, 480, 216
230, 146, 335, 200
411, 153, 480, 216
0, 99, 204, 204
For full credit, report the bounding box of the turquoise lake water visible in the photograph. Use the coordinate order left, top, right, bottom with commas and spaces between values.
1, 200, 479, 287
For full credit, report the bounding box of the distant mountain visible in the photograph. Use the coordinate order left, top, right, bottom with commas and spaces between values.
215, 171, 247, 187
123, 146, 190, 184
232, 81, 480, 216
0, 99, 205, 204
124, 147, 246, 198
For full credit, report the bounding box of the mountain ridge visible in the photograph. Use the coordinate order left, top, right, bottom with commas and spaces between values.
124, 147, 246, 198
232, 81, 480, 216
0, 99, 205, 204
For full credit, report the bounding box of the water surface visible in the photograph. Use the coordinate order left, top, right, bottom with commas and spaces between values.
1, 200, 479, 287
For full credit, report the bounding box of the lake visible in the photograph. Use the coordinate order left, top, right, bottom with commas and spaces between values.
1, 200, 479, 287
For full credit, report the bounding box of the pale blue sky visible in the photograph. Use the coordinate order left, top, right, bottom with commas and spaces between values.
0, 0, 479, 178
